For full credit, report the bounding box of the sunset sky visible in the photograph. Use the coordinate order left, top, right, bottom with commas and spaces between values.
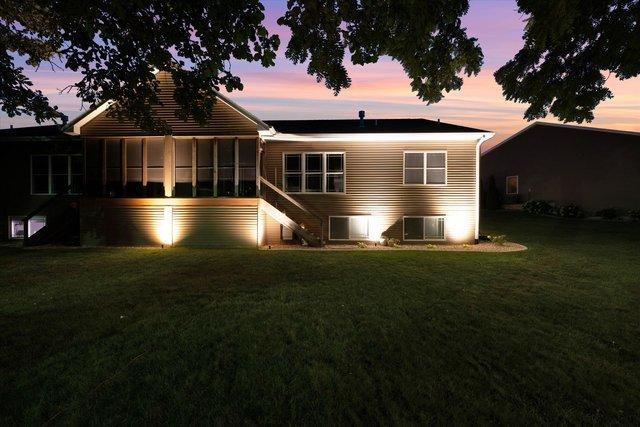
2, 0, 639, 151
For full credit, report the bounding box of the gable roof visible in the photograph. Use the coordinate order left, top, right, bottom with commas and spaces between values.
483, 122, 640, 155
265, 118, 488, 134
64, 71, 270, 135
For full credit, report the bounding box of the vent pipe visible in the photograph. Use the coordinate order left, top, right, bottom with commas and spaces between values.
358, 110, 365, 128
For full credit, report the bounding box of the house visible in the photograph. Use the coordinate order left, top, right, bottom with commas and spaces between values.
481, 122, 640, 212
0, 72, 493, 247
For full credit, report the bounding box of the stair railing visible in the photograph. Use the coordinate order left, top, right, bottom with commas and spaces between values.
22, 184, 73, 247
260, 176, 324, 245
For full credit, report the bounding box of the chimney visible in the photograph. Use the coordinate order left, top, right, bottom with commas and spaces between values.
437, 118, 440, 122
358, 110, 365, 128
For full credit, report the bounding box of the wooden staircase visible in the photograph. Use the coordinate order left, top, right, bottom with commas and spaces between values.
259, 177, 323, 247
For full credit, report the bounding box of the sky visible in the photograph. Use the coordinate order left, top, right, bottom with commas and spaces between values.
2, 0, 639, 151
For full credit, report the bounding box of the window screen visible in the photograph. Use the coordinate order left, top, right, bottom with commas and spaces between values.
238, 139, 256, 197
174, 139, 193, 197
217, 139, 235, 196
349, 217, 369, 239
404, 217, 424, 240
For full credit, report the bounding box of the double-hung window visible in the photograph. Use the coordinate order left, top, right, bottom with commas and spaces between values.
403, 216, 446, 241
283, 152, 345, 193
404, 151, 446, 185
31, 154, 83, 195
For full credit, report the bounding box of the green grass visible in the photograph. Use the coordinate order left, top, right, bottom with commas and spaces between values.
1, 212, 639, 424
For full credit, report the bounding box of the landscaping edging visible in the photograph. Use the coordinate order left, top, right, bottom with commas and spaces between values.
262, 242, 527, 252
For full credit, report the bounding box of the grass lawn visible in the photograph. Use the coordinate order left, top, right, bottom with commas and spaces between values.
1, 212, 639, 424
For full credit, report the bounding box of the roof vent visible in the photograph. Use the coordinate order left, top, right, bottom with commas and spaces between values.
437, 118, 440, 122
10, 125, 13, 129
358, 110, 365, 128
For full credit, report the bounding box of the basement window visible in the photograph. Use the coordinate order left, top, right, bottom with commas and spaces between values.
9, 216, 46, 239
403, 216, 445, 241
329, 216, 369, 240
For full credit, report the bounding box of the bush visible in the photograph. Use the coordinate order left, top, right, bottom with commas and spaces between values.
628, 209, 640, 221
385, 237, 400, 247
356, 241, 368, 249
483, 175, 502, 210
488, 234, 507, 245
595, 208, 618, 220
559, 204, 584, 218
522, 200, 555, 216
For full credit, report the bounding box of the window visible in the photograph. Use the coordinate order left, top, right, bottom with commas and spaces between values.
31, 155, 83, 195
281, 225, 293, 241
329, 216, 370, 240
506, 175, 518, 195
404, 151, 446, 185
283, 152, 345, 193
238, 139, 257, 197
9, 216, 46, 239
125, 140, 144, 196
196, 139, 214, 197
175, 139, 193, 197
146, 139, 165, 197
403, 216, 445, 241
218, 139, 235, 197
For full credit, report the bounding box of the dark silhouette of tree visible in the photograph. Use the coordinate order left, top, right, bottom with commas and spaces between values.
484, 175, 502, 210
0, 0, 482, 132
495, 0, 640, 123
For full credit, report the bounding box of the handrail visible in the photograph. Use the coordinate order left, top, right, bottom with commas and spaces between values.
259, 176, 324, 245
23, 184, 72, 246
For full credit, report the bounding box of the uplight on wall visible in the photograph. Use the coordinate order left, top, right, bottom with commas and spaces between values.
446, 211, 473, 242
156, 206, 173, 246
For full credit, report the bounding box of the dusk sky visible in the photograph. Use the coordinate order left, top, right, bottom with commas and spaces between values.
2, 0, 639, 151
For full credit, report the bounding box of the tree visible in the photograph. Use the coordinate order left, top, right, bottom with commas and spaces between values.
495, 0, 640, 123
0, 0, 482, 132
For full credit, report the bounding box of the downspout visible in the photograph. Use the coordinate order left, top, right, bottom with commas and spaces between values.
475, 133, 493, 241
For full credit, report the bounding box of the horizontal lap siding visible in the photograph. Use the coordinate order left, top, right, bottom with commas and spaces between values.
80, 72, 258, 137
263, 140, 478, 243
173, 206, 258, 247
80, 201, 258, 247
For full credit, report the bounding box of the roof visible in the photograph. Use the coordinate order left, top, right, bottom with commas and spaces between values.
483, 122, 640, 155
0, 124, 78, 141
265, 119, 488, 134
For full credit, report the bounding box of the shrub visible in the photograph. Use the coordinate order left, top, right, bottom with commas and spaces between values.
595, 208, 618, 220
385, 237, 401, 248
628, 209, 640, 221
356, 241, 368, 249
559, 204, 584, 218
488, 234, 507, 245
483, 175, 503, 210
522, 200, 555, 216
425, 243, 437, 249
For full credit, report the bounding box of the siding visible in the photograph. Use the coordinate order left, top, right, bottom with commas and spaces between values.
262, 139, 479, 243
481, 124, 640, 211
80, 198, 259, 247
80, 71, 258, 137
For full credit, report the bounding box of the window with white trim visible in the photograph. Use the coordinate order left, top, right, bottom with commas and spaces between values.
31, 155, 83, 195
9, 216, 46, 239
404, 151, 446, 185
506, 175, 519, 195
403, 216, 445, 241
283, 152, 345, 193
329, 216, 369, 240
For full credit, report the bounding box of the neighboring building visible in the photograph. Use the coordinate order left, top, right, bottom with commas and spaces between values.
481, 122, 640, 212
0, 71, 493, 247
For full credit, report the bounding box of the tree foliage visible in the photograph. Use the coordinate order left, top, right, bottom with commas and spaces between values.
0, 0, 482, 132
0, 0, 280, 132
495, 0, 640, 123
278, 0, 483, 104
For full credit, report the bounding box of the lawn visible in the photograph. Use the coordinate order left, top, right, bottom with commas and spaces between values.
1, 212, 639, 424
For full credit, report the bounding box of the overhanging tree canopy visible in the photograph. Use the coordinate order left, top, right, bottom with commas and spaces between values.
495, 0, 640, 123
0, 0, 482, 132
